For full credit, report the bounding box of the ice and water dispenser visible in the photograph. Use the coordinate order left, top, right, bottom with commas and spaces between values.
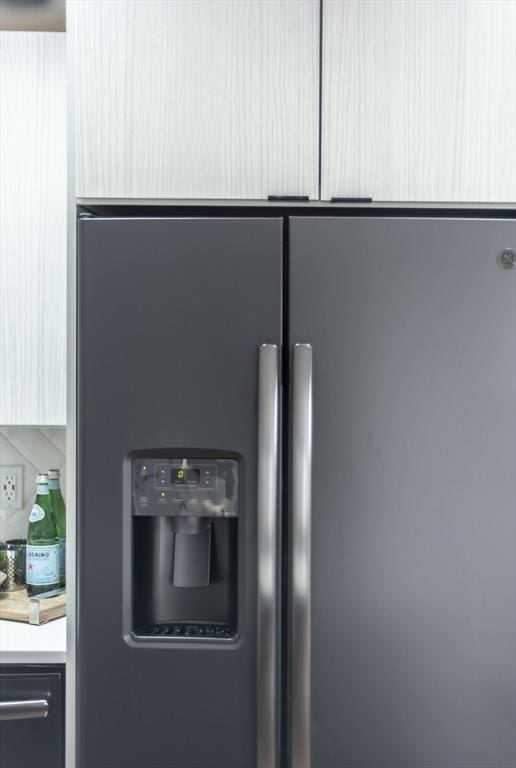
131, 456, 239, 640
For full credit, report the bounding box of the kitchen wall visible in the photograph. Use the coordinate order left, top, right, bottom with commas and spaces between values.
0, 426, 66, 541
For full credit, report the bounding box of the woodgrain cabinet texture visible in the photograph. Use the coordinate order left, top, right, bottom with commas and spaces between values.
0, 33, 67, 425
69, 0, 320, 200
322, 0, 516, 202
71, 0, 516, 203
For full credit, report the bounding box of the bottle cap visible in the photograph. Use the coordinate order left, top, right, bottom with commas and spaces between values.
48, 469, 60, 479
36, 473, 49, 484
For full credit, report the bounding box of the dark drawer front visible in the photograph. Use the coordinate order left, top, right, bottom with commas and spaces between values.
0, 666, 64, 768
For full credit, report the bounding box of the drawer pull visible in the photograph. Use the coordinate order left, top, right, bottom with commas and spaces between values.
0, 699, 49, 721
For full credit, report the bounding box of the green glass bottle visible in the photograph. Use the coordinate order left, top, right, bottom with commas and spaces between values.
26, 474, 60, 597
48, 468, 66, 588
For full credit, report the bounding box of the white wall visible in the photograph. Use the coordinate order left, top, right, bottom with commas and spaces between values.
0, 426, 66, 541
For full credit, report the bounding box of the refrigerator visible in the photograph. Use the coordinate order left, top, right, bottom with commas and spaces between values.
76, 213, 516, 768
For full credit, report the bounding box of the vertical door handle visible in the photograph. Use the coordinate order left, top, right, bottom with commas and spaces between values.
291, 343, 313, 768
257, 344, 280, 768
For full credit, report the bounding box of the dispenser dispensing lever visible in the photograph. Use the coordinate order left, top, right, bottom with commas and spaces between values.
171, 516, 212, 588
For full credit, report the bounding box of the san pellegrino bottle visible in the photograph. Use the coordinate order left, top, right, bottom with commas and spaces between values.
26, 474, 60, 596
48, 468, 66, 588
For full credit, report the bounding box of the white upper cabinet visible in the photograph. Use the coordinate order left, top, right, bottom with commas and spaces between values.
0, 33, 67, 425
321, 0, 516, 202
69, 0, 320, 200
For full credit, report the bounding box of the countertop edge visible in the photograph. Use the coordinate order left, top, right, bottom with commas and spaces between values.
0, 650, 67, 665
0, 617, 67, 666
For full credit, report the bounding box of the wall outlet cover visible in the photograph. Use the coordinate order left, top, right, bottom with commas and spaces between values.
1, 465, 24, 512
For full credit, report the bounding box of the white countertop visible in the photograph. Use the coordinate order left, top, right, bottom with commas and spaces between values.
0, 617, 66, 665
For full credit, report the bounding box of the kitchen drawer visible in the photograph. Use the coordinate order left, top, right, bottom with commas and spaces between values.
0, 665, 64, 768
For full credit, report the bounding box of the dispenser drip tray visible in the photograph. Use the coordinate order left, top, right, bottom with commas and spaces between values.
141, 622, 236, 640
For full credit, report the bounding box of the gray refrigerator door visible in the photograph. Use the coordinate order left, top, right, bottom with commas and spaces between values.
77, 217, 282, 768
289, 217, 516, 768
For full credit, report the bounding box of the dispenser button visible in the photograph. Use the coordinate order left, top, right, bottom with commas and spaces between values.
156, 466, 169, 486
201, 467, 216, 488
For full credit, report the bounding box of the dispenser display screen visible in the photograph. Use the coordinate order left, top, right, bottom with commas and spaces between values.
173, 469, 185, 485
173, 468, 200, 485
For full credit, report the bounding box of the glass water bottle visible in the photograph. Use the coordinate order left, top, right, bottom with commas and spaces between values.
26, 474, 60, 596
48, 468, 66, 588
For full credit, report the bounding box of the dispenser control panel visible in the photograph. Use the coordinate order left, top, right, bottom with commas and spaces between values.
132, 457, 238, 517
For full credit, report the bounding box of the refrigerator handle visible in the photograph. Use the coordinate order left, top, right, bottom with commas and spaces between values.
257, 343, 280, 768
291, 343, 313, 768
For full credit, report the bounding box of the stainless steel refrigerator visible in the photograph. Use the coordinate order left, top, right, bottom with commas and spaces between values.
76, 213, 516, 768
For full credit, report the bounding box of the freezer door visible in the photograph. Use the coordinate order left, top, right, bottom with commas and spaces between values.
289, 217, 516, 768
77, 217, 282, 768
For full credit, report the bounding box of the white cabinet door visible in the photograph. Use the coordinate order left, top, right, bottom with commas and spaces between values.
322, 0, 516, 202
0, 33, 67, 425
70, 0, 320, 200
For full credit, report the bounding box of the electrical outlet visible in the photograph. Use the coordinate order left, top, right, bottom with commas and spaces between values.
1, 465, 24, 511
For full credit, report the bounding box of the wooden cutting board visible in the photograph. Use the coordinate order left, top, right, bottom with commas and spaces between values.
0, 589, 66, 625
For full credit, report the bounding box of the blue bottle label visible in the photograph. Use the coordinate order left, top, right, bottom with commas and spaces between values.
26, 545, 60, 586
